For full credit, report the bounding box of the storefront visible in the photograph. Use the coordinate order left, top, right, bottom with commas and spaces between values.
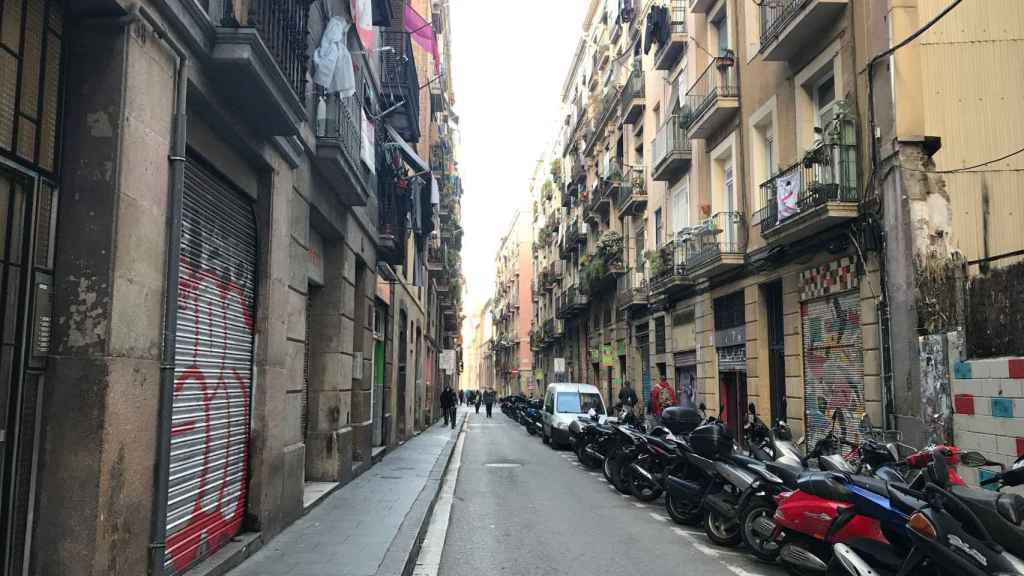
799, 257, 864, 452
164, 157, 259, 574
714, 292, 746, 440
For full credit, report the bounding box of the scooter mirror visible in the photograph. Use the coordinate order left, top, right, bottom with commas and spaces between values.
959, 450, 990, 468
588, 408, 598, 420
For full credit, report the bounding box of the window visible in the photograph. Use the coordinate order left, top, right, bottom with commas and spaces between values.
814, 72, 836, 134
671, 179, 690, 234
655, 208, 663, 246
556, 392, 605, 414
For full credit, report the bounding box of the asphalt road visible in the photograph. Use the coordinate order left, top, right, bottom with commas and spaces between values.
436, 410, 789, 576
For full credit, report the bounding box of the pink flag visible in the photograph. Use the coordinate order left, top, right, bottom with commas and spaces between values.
351, 0, 375, 53
404, 4, 440, 75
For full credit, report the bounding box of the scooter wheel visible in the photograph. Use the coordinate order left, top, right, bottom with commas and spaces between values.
740, 501, 781, 561
527, 425, 536, 436
613, 457, 634, 495
665, 492, 703, 526
576, 442, 599, 469
542, 431, 550, 445
705, 509, 742, 546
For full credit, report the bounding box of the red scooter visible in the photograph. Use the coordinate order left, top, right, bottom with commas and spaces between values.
770, 442, 968, 575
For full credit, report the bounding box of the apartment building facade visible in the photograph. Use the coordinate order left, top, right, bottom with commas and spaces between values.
532, 0, 1023, 467
493, 211, 534, 397
0, 1, 466, 574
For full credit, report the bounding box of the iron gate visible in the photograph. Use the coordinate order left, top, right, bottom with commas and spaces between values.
164, 158, 257, 574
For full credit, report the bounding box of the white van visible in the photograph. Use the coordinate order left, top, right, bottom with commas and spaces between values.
541, 383, 606, 447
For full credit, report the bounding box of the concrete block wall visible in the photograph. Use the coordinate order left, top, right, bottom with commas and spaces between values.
952, 356, 1024, 489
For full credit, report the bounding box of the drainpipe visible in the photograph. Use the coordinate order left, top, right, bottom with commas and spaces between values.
134, 4, 190, 575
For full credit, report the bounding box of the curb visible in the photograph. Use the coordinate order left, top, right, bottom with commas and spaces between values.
375, 412, 468, 576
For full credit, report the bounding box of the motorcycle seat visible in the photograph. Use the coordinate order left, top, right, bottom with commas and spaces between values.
796, 472, 851, 502
730, 454, 762, 468
645, 435, 677, 452
887, 484, 925, 515
952, 485, 1024, 526
766, 461, 805, 487
850, 475, 890, 497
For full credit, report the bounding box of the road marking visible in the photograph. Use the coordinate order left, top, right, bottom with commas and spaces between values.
588, 472, 601, 477
620, 493, 630, 498
411, 419, 467, 576
633, 502, 647, 508
485, 463, 521, 468
670, 526, 704, 536
723, 563, 765, 576
649, 512, 669, 522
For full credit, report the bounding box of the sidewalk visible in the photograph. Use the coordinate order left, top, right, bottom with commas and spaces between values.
224, 410, 467, 576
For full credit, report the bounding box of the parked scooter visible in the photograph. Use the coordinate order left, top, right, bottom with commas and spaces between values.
625, 406, 705, 501
833, 449, 1024, 576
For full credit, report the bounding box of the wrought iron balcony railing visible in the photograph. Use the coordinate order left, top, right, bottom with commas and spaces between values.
756, 142, 859, 234
683, 57, 739, 130
652, 115, 693, 181
683, 211, 746, 271
221, 0, 310, 97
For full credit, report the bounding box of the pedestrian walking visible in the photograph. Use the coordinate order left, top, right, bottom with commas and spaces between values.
458, 389, 465, 406
474, 392, 481, 414
484, 388, 495, 418
440, 386, 455, 427
649, 375, 677, 427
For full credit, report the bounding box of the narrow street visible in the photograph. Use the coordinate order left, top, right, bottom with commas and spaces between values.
427, 410, 787, 576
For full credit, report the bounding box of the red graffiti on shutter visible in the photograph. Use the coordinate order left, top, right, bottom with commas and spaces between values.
165, 258, 254, 573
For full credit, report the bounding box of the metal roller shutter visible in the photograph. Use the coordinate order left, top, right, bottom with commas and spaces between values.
801, 290, 864, 455
165, 159, 257, 574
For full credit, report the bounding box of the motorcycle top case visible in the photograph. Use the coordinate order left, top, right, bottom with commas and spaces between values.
660, 406, 703, 436
689, 423, 733, 460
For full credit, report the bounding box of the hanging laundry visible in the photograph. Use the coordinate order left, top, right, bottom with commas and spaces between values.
776, 166, 802, 221
351, 0, 375, 53
405, 4, 441, 75
313, 15, 356, 96
644, 8, 656, 53
372, 0, 393, 27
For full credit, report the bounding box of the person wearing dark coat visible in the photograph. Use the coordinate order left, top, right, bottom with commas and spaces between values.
440, 386, 456, 427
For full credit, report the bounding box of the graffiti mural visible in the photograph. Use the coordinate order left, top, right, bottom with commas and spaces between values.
800, 259, 864, 453
165, 165, 257, 574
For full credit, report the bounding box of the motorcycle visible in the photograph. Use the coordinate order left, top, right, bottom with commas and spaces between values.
570, 408, 615, 469
770, 440, 978, 576
833, 449, 1024, 576
524, 400, 543, 436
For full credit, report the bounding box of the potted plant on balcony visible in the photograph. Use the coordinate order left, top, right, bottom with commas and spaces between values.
717, 48, 736, 69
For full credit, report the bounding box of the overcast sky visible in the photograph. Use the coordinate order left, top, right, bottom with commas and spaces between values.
451, 0, 587, 333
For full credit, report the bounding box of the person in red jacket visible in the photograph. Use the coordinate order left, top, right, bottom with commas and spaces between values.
649, 376, 677, 424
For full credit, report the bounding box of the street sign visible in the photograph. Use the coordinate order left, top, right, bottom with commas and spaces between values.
441, 350, 456, 373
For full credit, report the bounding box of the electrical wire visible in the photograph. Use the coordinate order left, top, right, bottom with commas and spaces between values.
897, 145, 1024, 174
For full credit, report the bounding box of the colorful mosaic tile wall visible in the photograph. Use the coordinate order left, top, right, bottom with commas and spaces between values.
952, 356, 1024, 490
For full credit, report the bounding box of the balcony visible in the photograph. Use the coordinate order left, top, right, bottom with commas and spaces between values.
683, 58, 739, 139
652, 115, 693, 182
654, 1, 688, 71
759, 0, 849, 62
378, 178, 407, 266
756, 142, 859, 244
314, 92, 375, 206
683, 212, 747, 279
648, 241, 692, 300
614, 166, 647, 216
621, 66, 645, 124
586, 87, 623, 154
617, 270, 649, 313
211, 0, 309, 136
586, 181, 610, 222
381, 31, 421, 142
557, 285, 590, 319
426, 244, 444, 272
